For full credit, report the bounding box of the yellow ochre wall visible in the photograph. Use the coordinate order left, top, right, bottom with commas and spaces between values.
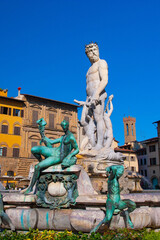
0, 98, 23, 148
0, 89, 8, 97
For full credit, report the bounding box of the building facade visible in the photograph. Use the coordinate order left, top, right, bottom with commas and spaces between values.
0, 89, 25, 177
115, 143, 139, 172
0, 89, 78, 180
137, 137, 160, 188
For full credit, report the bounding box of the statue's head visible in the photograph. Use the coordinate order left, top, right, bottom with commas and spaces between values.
85, 42, 99, 63
61, 119, 69, 131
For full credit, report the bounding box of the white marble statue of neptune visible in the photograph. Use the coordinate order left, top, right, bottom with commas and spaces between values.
75, 43, 110, 151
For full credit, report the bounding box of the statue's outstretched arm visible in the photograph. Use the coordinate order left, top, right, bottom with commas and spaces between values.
43, 136, 62, 145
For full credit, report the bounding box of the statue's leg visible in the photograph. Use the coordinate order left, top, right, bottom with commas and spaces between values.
31, 146, 55, 162
93, 102, 105, 150
90, 200, 115, 233
118, 200, 136, 228
24, 156, 61, 194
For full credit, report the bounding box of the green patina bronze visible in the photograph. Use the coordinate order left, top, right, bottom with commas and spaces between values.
91, 165, 136, 233
24, 118, 79, 195
36, 173, 78, 209
0, 193, 15, 231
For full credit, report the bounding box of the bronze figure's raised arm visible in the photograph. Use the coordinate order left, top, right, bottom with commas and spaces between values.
24, 119, 79, 195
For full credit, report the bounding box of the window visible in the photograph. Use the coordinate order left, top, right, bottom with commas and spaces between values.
126, 124, 129, 136
149, 145, 156, 152
14, 126, 20, 135
1, 124, 8, 134
131, 124, 134, 136
0, 107, 11, 115
140, 159, 143, 165
144, 158, 146, 165
13, 109, 21, 117
141, 170, 143, 175
143, 149, 147, 155
7, 171, 14, 176
13, 148, 19, 158
137, 148, 147, 156
64, 116, 69, 123
31, 142, 37, 158
49, 113, 54, 130
153, 170, 155, 174
145, 170, 147, 177
0, 147, 7, 157
150, 158, 156, 166
131, 156, 135, 161
32, 110, 38, 126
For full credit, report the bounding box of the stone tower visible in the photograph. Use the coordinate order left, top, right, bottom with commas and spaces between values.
123, 116, 136, 144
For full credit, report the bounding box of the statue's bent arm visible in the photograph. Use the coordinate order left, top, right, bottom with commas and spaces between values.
44, 136, 62, 145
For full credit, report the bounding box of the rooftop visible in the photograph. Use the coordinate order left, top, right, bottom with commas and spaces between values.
21, 94, 78, 108
0, 95, 24, 103
139, 137, 158, 144
114, 147, 135, 153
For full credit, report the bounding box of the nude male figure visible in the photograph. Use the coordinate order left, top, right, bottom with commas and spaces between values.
90, 165, 136, 233
84, 43, 108, 150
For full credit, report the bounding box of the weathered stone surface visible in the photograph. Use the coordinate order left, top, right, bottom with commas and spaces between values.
3, 193, 36, 204
48, 182, 66, 197
36, 209, 54, 229
5, 207, 160, 231
6, 208, 37, 230
52, 209, 72, 230
70, 210, 105, 232
3, 192, 160, 207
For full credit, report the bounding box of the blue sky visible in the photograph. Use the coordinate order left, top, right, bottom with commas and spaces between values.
0, 0, 160, 144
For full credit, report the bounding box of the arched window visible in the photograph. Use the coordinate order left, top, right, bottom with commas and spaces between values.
14, 126, 20, 135
0, 147, 7, 157
1, 123, 8, 134
131, 124, 134, 136
7, 171, 14, 176
12, 144, 20, 158
126, 124, 129, 136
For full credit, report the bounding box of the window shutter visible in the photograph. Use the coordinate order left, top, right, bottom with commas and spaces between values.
3, 147, 7, 157
32, 110, 38, 125
14, 126, 20, 135
13, 148, 19, 158
49, 113, 54, 129
1, 125, 8, 134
